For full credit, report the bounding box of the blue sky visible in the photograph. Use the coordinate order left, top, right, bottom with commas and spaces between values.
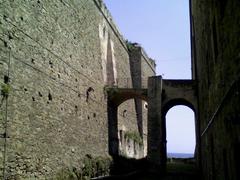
103, 0, 195, 154
103, 0, 191, 79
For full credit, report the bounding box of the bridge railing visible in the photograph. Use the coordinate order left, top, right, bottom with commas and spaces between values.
114, 77, 148, 89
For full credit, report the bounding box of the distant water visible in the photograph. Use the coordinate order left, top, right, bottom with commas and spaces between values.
167, 153, 194, 158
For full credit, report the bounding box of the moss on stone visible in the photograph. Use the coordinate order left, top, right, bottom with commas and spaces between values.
82, 154, 112, 178
124, 131, 143, 145
125, 40, 138, 52
54, 167, 78, 180
1, 83, 11, 98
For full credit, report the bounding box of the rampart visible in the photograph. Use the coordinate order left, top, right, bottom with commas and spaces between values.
0, 0, 155, 178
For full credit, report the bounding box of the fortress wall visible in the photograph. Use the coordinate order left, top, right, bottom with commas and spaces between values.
96, 0, 139, 136
125, 46, 155, 157
139, 48, 155, 138
191, 0, 240, 179
140, 52, 155, 156
0, 0, 145, 178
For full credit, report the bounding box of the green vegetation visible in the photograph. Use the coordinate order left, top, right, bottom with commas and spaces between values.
125, 40, 137, 52
0, 111, 3, 124
54, 167, 78, 180
167, 161, 198, 175
1, 83, 11, 98
54, 155, 112, 180
82, 155, 112, 178
124, 131, 143, 145
104, 86, 119, 97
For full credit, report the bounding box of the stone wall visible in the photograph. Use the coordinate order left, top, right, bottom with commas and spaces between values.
117, 43, 155, 158
128, 45, 155, 157
191, 0, 240, 179
0, 0, 155, 178
138, 48, 155, 156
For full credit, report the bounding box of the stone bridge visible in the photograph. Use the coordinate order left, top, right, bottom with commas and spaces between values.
107, 76, 197, 171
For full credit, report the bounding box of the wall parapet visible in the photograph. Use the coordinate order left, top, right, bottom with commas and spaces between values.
128, 44, 156, 74
93, 0, 128, 52
93, 0, 156, 75
140, 47, 156, 73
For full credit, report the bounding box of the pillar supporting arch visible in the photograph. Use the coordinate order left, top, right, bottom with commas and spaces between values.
147, 77, 198, 172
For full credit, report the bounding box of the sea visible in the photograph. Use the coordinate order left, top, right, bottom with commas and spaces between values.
167, 153, 194, 158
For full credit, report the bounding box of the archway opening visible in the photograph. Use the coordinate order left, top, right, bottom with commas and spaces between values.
166, 105, 195, 158
117, 98, 148, 159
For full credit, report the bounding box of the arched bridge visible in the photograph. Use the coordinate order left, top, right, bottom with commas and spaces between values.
162, 79, 197, 114
106, 88, 148, 106
106, 76, 197, 172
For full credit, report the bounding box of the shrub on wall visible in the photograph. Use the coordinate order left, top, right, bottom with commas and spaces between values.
124, 131, 143, 146
54, 155, 112, 180
1, 84, 11, 98
125, 40, 138, 52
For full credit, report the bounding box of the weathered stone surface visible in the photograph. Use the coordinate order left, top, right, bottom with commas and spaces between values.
0, 0, 155, 178
191, 0, 240, 179
128, 45, 156, 156
147, 76, 163, 166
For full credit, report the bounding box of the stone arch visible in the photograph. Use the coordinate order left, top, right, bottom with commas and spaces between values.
160, 97, 198, 169
107, 88, 148, 156
162, 98, 196, 117
161, 79, 197, 115
160, 79, 198, 163
165, 105, 196, 158
108, 88, 148, 107
146, 76, 198, 172
161, 98, 197, 156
